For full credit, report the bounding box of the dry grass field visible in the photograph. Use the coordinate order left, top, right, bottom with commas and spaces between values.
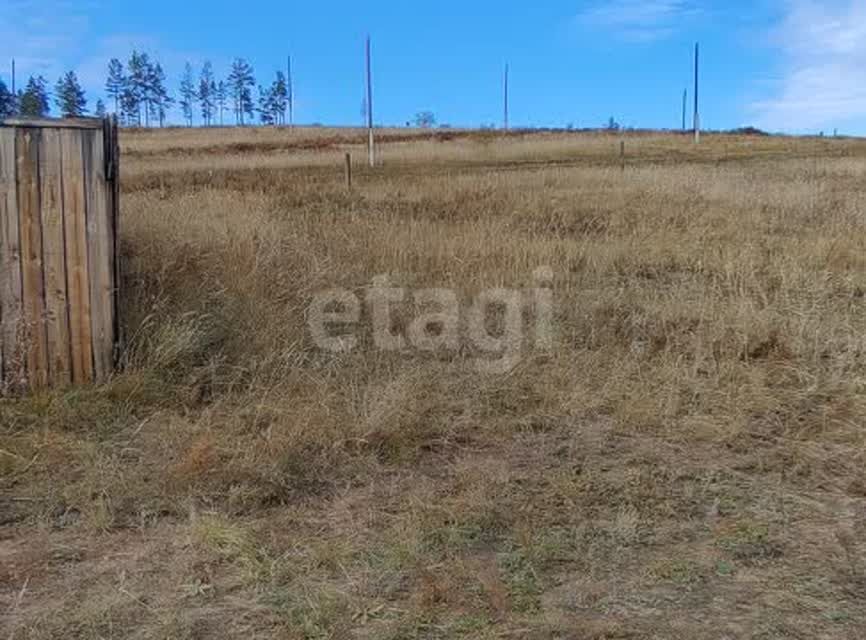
2, 126, 866, 639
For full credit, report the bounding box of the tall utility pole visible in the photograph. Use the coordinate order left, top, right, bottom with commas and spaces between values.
287, 55, 294, 127
682, 89, 687, 131
10, 59, 16, 115
503, 63, 509, 131
693, 42, 700, 143
366, 35, 375, 167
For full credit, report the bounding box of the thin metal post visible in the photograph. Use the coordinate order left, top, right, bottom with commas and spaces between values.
693, 43, 700, 143
366, 36, 375, 167
287, 55, 294, 127
504, 63, 509, 131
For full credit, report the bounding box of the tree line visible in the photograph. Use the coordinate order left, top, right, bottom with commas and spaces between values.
0, 72, 104, 120
0, 52, 292, 127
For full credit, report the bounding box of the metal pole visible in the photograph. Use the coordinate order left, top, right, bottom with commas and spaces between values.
682, 88, 687, 131
287, 55, 294, 127
366, 36, 375, 167
11, 58, 15, 113
504, 63, 509, 131
693, 43, 700, 143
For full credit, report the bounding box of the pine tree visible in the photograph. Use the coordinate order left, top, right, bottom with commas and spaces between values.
143, 57, 159, 126
54, 71, 87, 117
150, 63, 172, 127
137, 52, 156, 126
120, 86, 139, 127
125, 51, 146, 126
105, 58, 125, 114
258, 85, 275, 125
179, 62, 197, 127
95, 99, 106, 118
256, 72, 288, 126
199, 62, 216, 126
0, 78, 15, 118
227, 58, 255, 125
271, 72, 288, 125
215, 80, 227, 126
19, 76, 50, 118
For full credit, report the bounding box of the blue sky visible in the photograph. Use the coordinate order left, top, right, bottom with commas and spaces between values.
0, 0, 864, 133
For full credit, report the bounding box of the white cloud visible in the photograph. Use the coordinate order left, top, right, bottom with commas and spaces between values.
575, 0, 701, 42
750, 0, 866, 131
0, 0, 93, 85
0, 2, 214, 123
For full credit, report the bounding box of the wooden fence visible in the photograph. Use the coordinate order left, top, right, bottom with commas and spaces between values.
0, 116, 120, 393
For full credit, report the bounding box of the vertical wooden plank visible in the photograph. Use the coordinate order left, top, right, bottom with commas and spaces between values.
61, 129, 93, 384
39, 128, 71, 387
84, 128, 113, 382
345, 152, 352, 191
0, 128, 23, 390
17, 128, 48, 390
108, 116, 121, 367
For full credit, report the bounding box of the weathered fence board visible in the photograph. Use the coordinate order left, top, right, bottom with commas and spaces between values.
40, 128, 71, 387
0, 116, 119, 393
17, 127, 49, 389
0, 128, 23, 387
84, 128, 114, 382
60, 128, 94, 385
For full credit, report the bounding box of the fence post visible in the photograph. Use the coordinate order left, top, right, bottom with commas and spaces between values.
345, 153, 353, 191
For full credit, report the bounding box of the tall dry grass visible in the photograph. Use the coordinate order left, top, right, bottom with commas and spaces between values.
2, 128, 866, 639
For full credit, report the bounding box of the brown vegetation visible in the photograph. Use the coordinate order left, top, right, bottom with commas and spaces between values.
2, 127, 866, 638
